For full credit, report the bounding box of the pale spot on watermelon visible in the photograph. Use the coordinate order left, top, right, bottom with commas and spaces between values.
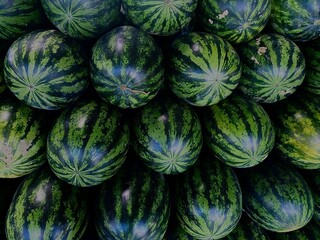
258, 47, 267, 55
0, 111, 10, 121
217, 10, 229, 19
35, 185, 47, 203
133, 222, 149, 238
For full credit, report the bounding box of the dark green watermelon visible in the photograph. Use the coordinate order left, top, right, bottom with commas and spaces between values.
198, 0, 271, 43
95, 158, 171, 239
47, 98, 130, 187
90, 26, 164, 109
41, 0, 122, 40
203, 93, 275, 168
167, 32, 242, 106
174, 154, 242, 239
5, 166, 88, 240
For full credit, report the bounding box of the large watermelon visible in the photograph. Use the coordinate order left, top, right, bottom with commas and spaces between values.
4, 29, 89, 110
197, 0, 271, 43
203, 93, 275, 168
90, 26, 164, 109
167, 32, 242, 106
5, 166, 88, 240
47, 98, 130, 187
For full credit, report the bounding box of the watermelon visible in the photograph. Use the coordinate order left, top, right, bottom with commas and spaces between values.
237, 33, 306, 103
4, 29, 89, 110
273, 92, 320, 169
95, 158, 171, 239
121, 0, 198, 36
0, 0, 44, 40
90, 26, 164, 109
0, 99, 47, 178
203, 93, 275, 168
5, 166, 88, 240
174, 154, 242, 239
240, 159, 314, 232
167, 32, 242, 107
269, 0, 320, 42
47, 98, 130, 187
197, 0, 271, 43
41, 0, 122, 40
133, 94, 202, 175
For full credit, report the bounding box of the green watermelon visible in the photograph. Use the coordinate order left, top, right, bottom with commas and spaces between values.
47, 98, 130, 187
90, 26, 164, 109
203, 93, 275, 168
240, 159, 314, 233
41, 0, 122, 40
5, 166, 88, 240
95, 158, 171, 239
197, 0, 271, 43
0, 99, 47, 178
133, 94, 202, 175
269, 0, 320, 42
273, 92, 320, 169
167, 32, 242, 107
174, 154, 242, 239
4, 29, 89, 110
237, 33, 306, 103
0, 0, 44, 40
121, 0, 197, 36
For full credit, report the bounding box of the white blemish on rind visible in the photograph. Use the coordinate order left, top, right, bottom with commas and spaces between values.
256, 37, 261, 46
258, 47, 267, 55
251, 56, 260, 64
217, 10, 229, 19
208, 19, 213, 24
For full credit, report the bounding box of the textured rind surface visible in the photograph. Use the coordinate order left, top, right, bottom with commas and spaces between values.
198, 0, 271, 43
167, 32, 242, 106
122, 0, 198, 36
174, 155, 242, 239
238, 33, 305, 103
5, 166, 88, 240
41, 0, 121, 40
4, 29, 89, 110
95, 160, 171, 240
203, 93, 275, 168
47, 99, 130, 187
90, 26, 164, 109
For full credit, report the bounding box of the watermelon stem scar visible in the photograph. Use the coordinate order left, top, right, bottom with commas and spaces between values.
120, 85, 150, 95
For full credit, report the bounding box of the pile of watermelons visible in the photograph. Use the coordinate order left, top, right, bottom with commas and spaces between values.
1, 0, 320, 239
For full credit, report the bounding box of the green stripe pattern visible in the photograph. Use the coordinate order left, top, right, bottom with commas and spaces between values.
4, 29, 89, 110
95, 160, 170, 239
168, 32, 242, 106
198, 0, 271, 43
270, 0, 320, 42
242, 160, 314, 233
47, 99, 130, 187
133, 95, 203, 174
273, 92, 320, 169
122, 0, 197, 36
238, 33, 306, 103
0, 100, 47, 178
90, 26, 164, 109
174, 155, 242, 239
203, 93, 275, 168
41, 0, 121, 40
5, 166, 88, 240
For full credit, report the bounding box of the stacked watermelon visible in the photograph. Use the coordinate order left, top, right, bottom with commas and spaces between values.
1, 0, 320, 239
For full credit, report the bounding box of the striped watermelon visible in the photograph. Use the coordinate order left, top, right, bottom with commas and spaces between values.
5, 166, 88, 240
273, 92, 320, 169
174, 154, 242, 239
4, 29, 89, 110
47, 98, 130, 187
241, 159, 314, 233
197, 0, 271, 43
41, 0, 122, 40
167, 32, 242, 107
95, 158, 171, 239
269, 0, 320, 42
90, 26, 164, 109
237, 33, 306, 103
0, 99, 47, 178
133, 94, 203, 174
121, 0, 197, 36
203, 93, 275, 168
